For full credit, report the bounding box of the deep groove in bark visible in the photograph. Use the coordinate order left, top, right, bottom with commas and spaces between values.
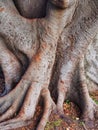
0, 67, 5, 95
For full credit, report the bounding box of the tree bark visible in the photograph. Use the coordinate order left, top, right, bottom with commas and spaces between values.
0, 0, 98, 129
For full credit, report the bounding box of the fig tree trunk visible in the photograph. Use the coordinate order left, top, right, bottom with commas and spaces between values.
0, 0, 98, 130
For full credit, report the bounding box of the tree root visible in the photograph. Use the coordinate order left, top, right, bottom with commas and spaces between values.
0, 0, 97, 129
79, 56, 98, 122
0, 118, 32, 130
0, 93, 25, 122
0, 77, 31, 116
0, 87, 55, 130
54, 55, 98, 128
37, 88, 56, 130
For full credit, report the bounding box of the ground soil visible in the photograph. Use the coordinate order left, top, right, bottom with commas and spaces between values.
0, 73, 98, 130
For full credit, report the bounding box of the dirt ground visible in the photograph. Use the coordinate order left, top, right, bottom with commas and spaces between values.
0, 72, 98, 130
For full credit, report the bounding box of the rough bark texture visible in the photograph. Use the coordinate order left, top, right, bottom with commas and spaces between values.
0, 0, 98, 130
85, 33, 98, 91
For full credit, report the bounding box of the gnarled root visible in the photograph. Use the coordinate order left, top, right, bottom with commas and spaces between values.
37, 88, 56, 130
55, 56, 98, 128
0, 86, 55, 130
77, 56, 98, 128
0, 41, 57, 130
0, 78, 31, 120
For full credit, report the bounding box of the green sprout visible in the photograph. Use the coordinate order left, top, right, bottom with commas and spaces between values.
65, 100, 70, 104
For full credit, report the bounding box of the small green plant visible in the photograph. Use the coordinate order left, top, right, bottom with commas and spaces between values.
45, 119, 62, 130
65, 100, 70, 104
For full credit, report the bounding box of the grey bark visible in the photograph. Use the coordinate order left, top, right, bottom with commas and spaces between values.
0, 0, 98, 130
85, 33, 98, 91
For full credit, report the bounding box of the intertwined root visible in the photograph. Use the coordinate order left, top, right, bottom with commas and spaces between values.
0, 85, 55, 130
0, 79, 30, 121
0, 0, 97, 129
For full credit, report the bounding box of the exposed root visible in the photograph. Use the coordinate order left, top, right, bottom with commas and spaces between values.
0, 77, 31, 116
0, 87, 55, 130
0, 86, 40, 129
0, 93, 25, 122
54, 55, 98, 127
56, 80, 67, 115
0, 118, 32, 130
37, 88, 56, 130
79, 56, 97, 121
54, 79, 74, 124
0, 0, 97, 130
